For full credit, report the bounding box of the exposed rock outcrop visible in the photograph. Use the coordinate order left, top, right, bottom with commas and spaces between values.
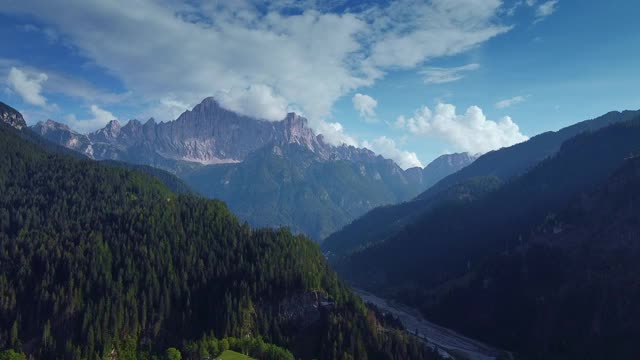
0, 101, 27, 130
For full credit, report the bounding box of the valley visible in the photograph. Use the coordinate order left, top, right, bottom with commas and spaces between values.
355, 288, 509, 360
2, 1, 639, 359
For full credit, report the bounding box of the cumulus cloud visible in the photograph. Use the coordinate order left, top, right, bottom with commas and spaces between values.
495, 95, 527, 109
316, 120, 358, 147
7, 67, 49, 107
352, 93, 378, 121
535, 0, 559, 22
420, 63, 480, 84
66, 104, 117, 132
0, 0, 513, 145
362, 136, 423, 169
396, 103, 528, 154
1, 59, 129, 105
217, 84, 289, 121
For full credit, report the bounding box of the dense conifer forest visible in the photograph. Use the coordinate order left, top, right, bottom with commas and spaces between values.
0, 121, 436, 360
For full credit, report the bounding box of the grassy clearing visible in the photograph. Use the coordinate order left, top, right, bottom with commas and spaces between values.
216, 350, 254, 360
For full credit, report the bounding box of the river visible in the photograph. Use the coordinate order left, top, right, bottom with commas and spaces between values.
354, 288, 511, 360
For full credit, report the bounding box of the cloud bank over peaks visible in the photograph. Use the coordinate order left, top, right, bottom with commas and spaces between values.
0, 0, 514, 146
395, 103, 528, 154
66, 104, 117, 133
217, 85, 290, 121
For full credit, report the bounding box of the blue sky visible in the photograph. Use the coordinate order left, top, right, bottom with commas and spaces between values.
1, 0, 639, 168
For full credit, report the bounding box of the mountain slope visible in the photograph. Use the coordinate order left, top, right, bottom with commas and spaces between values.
0, 102, 26, 129
419, 152, 478, 190
323, 176, 501, 256
183, 143, 429, 240
424, 155, 640, 359
337, 115, 640, 293
418, 109, 640, 201
323, 109, 639, 256
0, 118, 435, 359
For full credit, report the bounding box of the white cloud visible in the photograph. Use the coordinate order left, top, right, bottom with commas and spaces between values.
7, 67, 49, 107
1, 58, 129, 105
420, 63, 480, 84
362, 136, 423, 169
397, 103, 528, 154
535, 0, 559, 22
217, 84, 289, 121
0, 0, 513, 146
66, 104, 117, 132
526, 0, 537, 6
368, 0, 511, 68
495, 95, 527, 109
316, 120, 358, 147
352, 93, 378, 121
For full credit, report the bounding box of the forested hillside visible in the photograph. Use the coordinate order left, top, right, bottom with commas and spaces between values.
333, 115, 640, 359
425, 155, 640, 359
323, 110, 639, 257
338, 116, 640, 291
0, 119, 435, 360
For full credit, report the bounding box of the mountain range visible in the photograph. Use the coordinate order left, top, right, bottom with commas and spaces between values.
0, 103, 437, 360
326, 108, 640, 359
31, 97, 475, 240
323, 109, 640, 255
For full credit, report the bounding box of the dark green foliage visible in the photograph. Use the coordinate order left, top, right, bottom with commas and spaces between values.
0, 121, 436, 360
164, 348, 181, 360
0, 350, 26, 360
184, 335, 293, 360
100, 160, 194, 194
323, 176, 501, 256
426, 156, 640, 359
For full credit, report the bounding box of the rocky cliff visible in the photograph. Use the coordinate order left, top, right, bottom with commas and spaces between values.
0, 101, 27, 130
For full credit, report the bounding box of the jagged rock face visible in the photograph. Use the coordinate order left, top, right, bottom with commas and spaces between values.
31, 120, 95, 157
34, 97, 379, 167
0, 102, 27, 130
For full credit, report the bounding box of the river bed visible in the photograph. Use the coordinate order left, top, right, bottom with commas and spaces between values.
355, 288, 510, 360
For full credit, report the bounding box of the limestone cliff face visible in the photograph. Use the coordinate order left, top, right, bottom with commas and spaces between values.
34, 97, 379, 167
31, 120, 95, 157
0, 102, 27, 130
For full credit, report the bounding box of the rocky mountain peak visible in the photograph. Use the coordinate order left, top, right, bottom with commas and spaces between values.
106, 119, 121, 130
281, 112, 321, 151
284, 112, 307, 128
188, 96, 222, 116
35, 119, 72, 133
91, 119, 121, 142
0, 101, 27, 130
